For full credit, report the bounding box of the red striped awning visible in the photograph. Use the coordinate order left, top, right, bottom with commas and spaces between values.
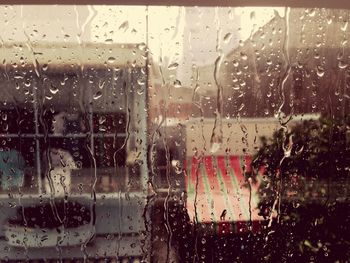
185, 155, 264, 227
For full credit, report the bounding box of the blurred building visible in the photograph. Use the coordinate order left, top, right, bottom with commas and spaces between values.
153, 8, 350, 121
219, 8, 350, 118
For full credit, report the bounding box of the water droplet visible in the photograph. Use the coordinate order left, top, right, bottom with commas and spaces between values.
119, 21, 129, 32
338, 60, 348, 69
167, 62, 179, 70
99, 126, 106, 132
107, 57, 116, 63
2, 124, 8, 132
49, 84, 59, 94
137, 78, 145, 85
210, 141, 221, 154
137, 88, 144, 95
250, 11, 256, 20
326, 16, 332, 25
316, 65, 325, 77
14, 75, 23, 81
24, 81, 31, 87
41, 235, 49, 242
341, 21, 348, 32
223, 33, 232, 43
174, 79, 182, 88
93, 91, 102, 100
240, 52, 248, 60
308, 9, 316, 17
99, 116, 106, 124
138, 43, 146, 51
99, 80, 106, 89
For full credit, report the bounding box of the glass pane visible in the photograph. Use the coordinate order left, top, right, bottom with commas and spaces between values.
0, 4, 349, 263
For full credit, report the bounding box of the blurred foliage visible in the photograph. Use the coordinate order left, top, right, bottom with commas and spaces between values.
250, 115, 350, 213
260, 202, 350, 262
249, 115, 350, 261
252, 115, 350, 180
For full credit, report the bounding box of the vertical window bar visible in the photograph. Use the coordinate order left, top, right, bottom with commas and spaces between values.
32, 86, 42, 194
89, 85, 95, 156
125, 68, 131, 187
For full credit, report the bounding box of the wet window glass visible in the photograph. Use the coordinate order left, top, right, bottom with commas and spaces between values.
0, 4, 349, 262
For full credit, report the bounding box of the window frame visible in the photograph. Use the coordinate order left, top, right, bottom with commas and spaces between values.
1, 0, 350, 9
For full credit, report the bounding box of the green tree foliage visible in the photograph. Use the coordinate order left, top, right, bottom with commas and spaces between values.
250, 116, 350, 261
252, 116, 350, 181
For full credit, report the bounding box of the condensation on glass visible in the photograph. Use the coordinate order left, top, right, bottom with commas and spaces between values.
0, 5, 349, 262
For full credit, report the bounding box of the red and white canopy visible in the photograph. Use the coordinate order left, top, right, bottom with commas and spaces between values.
185, 155, 264, 228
